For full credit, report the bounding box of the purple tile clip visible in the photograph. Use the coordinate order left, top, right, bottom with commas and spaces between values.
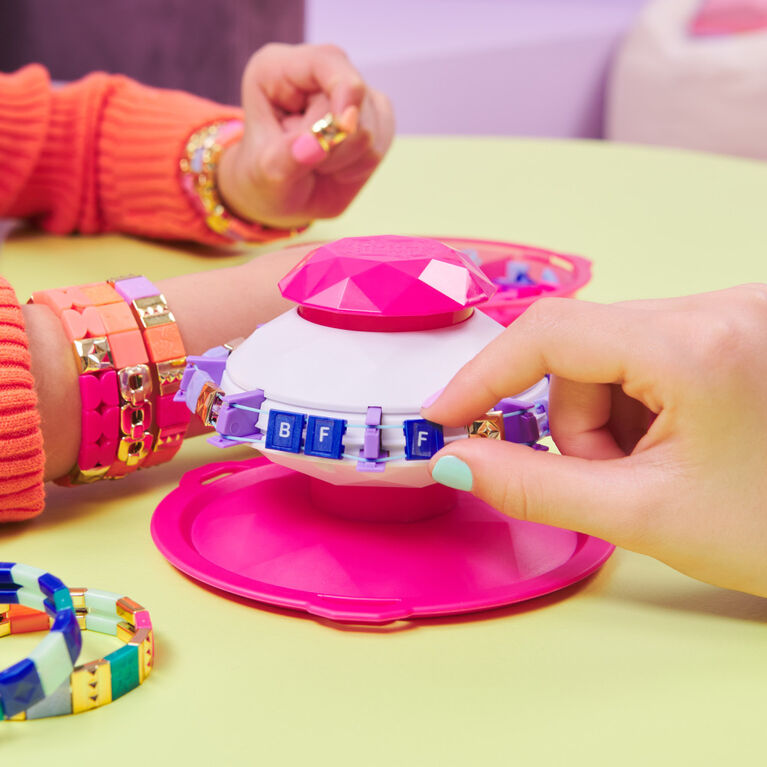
357, 405, 387, 472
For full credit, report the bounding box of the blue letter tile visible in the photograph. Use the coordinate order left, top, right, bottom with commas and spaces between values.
403, 419, 444, 460
304, 417, 346, 459
265, 410, 305, 453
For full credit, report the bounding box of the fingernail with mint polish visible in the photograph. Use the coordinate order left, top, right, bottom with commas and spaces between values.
421, 387, 445, 410
291, 133, 326, 165
431, 455, 473, 491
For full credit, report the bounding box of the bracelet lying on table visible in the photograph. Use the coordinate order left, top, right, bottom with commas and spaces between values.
0, 563, 80, 720
1, 585, 153, 720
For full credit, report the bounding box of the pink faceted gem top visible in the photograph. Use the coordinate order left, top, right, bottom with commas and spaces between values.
278, 235, 497, 331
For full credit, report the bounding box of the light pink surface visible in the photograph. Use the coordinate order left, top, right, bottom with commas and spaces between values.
151, 457, 614, 623
690, 0, 767, 35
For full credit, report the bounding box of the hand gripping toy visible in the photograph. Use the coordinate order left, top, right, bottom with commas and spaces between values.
151, 236, 611, 623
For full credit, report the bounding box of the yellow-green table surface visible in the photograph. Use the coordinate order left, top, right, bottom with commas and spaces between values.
1, 138, 766, 766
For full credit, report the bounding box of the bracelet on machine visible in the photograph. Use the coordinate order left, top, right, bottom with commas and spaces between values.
179, 119, 305, 243
108, 276, 191, 469
1, 587, 153, 720
0, 563, 80, 720
173, 343, 550, 467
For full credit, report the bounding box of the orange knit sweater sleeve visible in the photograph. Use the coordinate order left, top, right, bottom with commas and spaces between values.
0, 279, 44, 521
1, 63, 248, 242
0, 64, 257, 521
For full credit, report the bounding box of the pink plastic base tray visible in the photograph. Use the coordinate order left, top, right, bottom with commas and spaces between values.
151, 457, 614, 623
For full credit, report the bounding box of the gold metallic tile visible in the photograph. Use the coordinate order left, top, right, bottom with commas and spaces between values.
116, 620, 135, 644
72, 337, 113, 374
155, 425, 186, 450
131, 295, 175, 329
116, 597, 145, 624
196, 383, 223, 427
72, 659, 112, 713
69, 588, 87, 610
118, 364, 152, 404
155, 357, 187, 397
128, 628, 154, 683
468, 410, 505, 440
9, 711, 26, 721
68, 466, 110, 485
117, 435, 152, 466
120, 402, 151, 440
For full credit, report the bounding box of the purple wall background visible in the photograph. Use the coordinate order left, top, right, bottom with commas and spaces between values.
0, 0, 304, 107
306, 0, 648, 137
0, 0, 648, 137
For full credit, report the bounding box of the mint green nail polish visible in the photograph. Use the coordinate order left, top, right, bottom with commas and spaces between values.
431, 455, 473, 491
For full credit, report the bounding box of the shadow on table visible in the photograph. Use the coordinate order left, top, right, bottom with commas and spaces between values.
3, 224, 248, 259
608, 579, 767, 625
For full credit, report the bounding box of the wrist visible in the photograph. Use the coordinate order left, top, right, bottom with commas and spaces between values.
22, 303, 80, 481
180, 122, 307, 240
217, 141, 313, 230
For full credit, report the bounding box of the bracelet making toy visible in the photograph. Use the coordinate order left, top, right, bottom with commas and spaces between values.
1, 587, 153, 720
0, 563, 80, 719
151, 235, 614, 624
30, 276, 190, 483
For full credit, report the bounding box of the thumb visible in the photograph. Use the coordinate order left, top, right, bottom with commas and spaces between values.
429, 438, 652, 548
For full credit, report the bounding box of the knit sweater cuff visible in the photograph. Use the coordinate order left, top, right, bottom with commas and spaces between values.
0, 280, 46, 522
98, 77, 246, 245
0, 65, 50, 218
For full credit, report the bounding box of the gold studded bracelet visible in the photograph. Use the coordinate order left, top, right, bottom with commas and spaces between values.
179, 119, 304, 243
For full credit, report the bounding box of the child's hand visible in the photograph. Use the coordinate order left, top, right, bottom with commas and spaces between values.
217, 43, 394, 230
423, 286, 767, 596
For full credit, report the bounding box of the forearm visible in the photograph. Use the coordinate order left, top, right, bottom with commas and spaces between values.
25, 245, 309, 481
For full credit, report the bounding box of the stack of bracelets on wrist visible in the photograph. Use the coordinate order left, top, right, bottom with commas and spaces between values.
1, 563, 153, 720
30, 276, 191, 484
179, 119, 306, 243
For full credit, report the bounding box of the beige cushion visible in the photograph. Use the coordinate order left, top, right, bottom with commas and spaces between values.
607, 0, 767, 159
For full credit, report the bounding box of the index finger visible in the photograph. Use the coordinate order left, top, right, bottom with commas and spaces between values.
251, 43, 366, 116
422, 298, 646, 427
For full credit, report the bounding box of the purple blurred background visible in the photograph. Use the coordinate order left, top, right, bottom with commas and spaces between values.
306, 0, 647, 137
0, 0, 647, 137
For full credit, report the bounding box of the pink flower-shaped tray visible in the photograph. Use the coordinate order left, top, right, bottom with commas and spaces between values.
151, 457, 614, 623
